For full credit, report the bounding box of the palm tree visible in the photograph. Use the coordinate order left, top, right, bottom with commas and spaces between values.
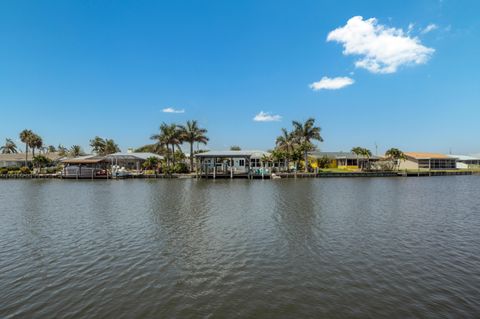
351, 147, 372, 170
275, 128, 296, 171
151, 123, 180, 169
19, 129, 33, 166
292, 118, 323, 172
90, 136, 106, 155
28, 134, 43, 158
104, 139, 120, 155
57, 144, 68, 157
70, 145, 83, 157
143, 156, 159, 171
178, 120, 209, 172
385, 148, 406, 171
1, 138, 18, 154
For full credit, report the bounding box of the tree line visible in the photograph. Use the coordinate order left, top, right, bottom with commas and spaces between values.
2, 119, 407, 173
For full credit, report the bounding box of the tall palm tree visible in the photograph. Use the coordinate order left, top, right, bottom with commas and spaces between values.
28, 134, 43, 159
178, 120, 209, 172
1, 138, 18, 154
275, 128, 296, 171
292, 118, 323, 172
19, 129, 33, 166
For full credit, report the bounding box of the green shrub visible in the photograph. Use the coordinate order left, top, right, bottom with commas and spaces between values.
8, 170, 20, 175
20, 166, 31, 174
0, 167, 8, 174
173, 163, 189, 174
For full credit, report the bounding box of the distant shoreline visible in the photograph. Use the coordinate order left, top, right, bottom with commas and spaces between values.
1, 170, 478, 180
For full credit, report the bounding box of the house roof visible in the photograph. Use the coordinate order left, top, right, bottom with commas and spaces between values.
404, 152, 451, 159
309, 151, 380, 160
105, 152, 164, 161
195, 150, 270, 158
0, 152, 64, 162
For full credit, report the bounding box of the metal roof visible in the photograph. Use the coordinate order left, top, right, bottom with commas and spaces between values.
309, 151, 380, 160
105, 152, 164, 160
449, 154, 480, 161
195, 150, 270, 158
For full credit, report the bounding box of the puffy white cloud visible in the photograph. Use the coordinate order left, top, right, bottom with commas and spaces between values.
421, 23, 438, 34
309, 76, 354, 91
162, 107, 185, 113
327, 16, 435, 74
253, 111, 282, 122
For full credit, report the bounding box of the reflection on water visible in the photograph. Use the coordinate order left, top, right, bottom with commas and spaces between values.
1, 177, 480, 318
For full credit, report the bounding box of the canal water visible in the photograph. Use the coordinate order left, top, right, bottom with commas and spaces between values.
1, 177, 479, 318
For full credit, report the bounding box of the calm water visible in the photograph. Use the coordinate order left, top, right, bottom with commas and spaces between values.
1, 177, 480, 318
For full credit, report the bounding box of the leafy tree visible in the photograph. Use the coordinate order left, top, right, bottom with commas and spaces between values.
230, 145, 241, 151
1, 138, 18, 154
47, 145, 56, 153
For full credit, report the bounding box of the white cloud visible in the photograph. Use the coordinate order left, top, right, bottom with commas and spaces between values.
253, 111, 282, 122
421, 23, 438, 34
309, 76, 355, 91
327, 16, 435, 74
162, 107, 185, 114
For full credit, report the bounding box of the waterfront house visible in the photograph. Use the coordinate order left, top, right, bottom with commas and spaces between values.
309, 152, 380, 170
448, 155, 480, 169
0, 152, 64, 168
398, 152, 457, 170
105, 152, 164, 172
62, 155, 109, 179
195, 150, 279, 178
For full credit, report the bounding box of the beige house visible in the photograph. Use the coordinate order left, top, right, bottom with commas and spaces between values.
0, 152, 64, 168
398, 152, 457, 170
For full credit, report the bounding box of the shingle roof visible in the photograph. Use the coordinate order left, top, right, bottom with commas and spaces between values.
0, 152, 64, 162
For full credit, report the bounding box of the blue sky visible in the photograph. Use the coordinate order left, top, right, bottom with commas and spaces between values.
1, 0, 479, 154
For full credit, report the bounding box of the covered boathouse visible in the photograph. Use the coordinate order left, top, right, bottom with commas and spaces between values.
194, 150, 278, 179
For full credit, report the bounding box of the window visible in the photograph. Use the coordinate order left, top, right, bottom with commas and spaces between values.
239, 159, 245, 166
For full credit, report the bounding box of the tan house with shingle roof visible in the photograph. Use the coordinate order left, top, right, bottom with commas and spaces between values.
0, 152, 64, 168
398, 152, 457, 170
